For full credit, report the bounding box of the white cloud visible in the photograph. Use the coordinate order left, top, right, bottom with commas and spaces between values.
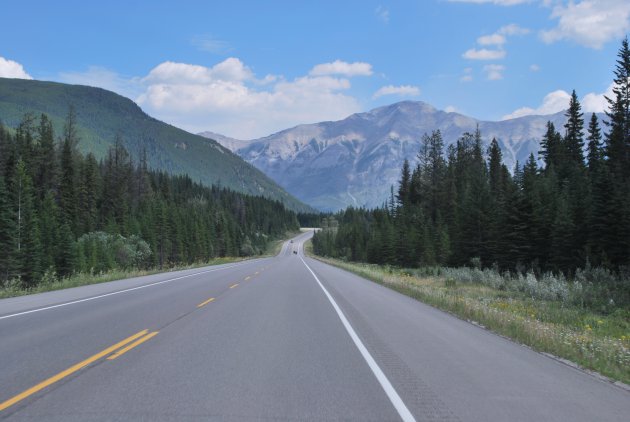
477, 33, 506, 46
0, 56, 32, 79
191, 35, 232, 54
540, 0, 630, 49
372, 85, 420, 99
445, 105, 458, 113
143, 58, 254, 84
503, 83, 616, 120
529, 64, 540, 72
502, 89, 572, 119
309, 60, 373, 77
463, 48, 506, 60
484, 64, 505, 80
474, 24, 529, 48
133, 58, 365, 139
375, 5, 390, 23
499, 23, 530, 36
582, 83, 615, 113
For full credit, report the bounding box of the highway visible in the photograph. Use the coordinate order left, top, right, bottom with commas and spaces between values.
0, 230, 628, 421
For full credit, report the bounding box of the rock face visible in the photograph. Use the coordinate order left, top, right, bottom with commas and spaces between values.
201, 101, 603, 211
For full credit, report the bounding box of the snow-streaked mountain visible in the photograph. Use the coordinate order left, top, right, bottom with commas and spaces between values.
200, 101, 603, 211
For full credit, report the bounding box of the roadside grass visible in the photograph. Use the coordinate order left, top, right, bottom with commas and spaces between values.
0, 231, 300, 300
0, 256, 246, 300
305, 242, 630, 385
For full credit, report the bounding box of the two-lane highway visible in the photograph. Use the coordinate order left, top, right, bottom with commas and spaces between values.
1, 231, 629, 421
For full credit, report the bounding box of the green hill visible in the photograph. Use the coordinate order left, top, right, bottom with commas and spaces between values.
0, 77, 313, 212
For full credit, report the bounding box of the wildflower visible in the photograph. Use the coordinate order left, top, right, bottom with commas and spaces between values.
585, 324, 592, 331
597, 320, 603, 325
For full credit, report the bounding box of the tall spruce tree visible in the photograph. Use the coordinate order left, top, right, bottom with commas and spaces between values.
564, 90, 585, 167
586, 113, 603, 175
540, 121, 562, 170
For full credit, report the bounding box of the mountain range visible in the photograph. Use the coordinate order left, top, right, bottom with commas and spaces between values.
201, 101, 605, 211
0, 77, 313, 212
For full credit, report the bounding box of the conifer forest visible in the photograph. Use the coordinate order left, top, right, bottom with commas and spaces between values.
314, 39, 630, 302
0, 111, 299, 289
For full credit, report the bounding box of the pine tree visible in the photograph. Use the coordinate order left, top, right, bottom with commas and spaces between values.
35, 114, 57, 199
0, 175, 15, 281
59, 129, 77, 233
586, 113, 603, 176
38, 191, 60, 272
564, 90, 585, 167
539, 121, 562, 170
77, 153, 99, 234
602, 37, 630, 266
397, 159, 411, 207
604, 36, 630, 181
550, 187, 576, 272
11, 159, 42, 286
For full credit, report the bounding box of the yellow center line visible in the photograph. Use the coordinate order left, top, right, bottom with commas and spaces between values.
107, 331, 159, 360
0, 329, 148, 412
230, 283, 239, 289
196, 297, 215, 308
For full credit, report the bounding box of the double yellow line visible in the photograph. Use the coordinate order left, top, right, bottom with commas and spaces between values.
0, 329, 158, 412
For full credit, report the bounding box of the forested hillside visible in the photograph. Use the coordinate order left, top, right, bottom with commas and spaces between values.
0, 112, 299, 288
314, 39, 630, 277
0, 78, 312, 212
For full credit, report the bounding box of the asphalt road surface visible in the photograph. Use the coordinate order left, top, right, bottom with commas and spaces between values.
1, 231, 628, 421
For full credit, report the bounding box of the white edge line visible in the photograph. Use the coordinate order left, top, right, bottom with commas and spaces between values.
299, 255, 416, 422
0, 260, 262, 321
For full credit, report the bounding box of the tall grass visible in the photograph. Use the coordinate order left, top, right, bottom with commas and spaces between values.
307, 244, 630, 385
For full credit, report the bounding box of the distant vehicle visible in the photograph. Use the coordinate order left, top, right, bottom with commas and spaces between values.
293, 251, 297, 255
290, 240, 293, 243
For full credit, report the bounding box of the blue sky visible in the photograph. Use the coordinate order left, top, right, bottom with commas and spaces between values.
1, 0, 629, 139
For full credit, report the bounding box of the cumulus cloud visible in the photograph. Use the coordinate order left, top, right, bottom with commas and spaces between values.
132, 58, 368, 139
502, 84, 615, 120
502, 90, 571, 119
372, 85, 420, 99
540, 0, 630, 49
143, 58, 254, 84
463, 48, 506, 60
0, 56, 32, 79
529, 64, 540, 72
483, 64, 505, 80
309, 60, 373, 77
445, 105, 458, 113
582, 83, 615, 113
466, 23, 529, 61
477, 33, 506, 46
499, 23, 530, 36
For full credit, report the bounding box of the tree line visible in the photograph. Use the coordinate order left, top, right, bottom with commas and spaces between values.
314, 38, 630, 276
0, 110, 299, 288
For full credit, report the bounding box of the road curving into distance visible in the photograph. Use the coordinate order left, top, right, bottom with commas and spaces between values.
1, 230, 628, 421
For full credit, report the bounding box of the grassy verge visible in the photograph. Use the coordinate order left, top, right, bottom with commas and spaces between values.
0, 232, 301, 300
305, 242, 630, 385
0, 256, 246, 300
